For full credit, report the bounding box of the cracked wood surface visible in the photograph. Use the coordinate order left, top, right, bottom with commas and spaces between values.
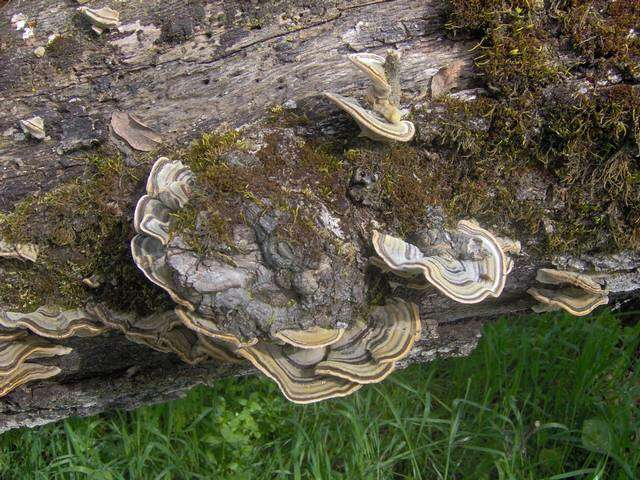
0, 0, 638, 432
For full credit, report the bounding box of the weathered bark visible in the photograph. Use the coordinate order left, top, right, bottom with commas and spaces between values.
0, 0, 638, 432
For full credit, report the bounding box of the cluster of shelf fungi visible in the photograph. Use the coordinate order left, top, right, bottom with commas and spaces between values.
1, 50, 610, 405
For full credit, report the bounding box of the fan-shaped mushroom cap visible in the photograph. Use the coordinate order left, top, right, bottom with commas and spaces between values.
348, 53, 389, 93
0, 338, 71, 376
88, 304, 208, 365
372, 220, 510, 304
134, 196, 172, 245
323, 93, 415, 142
110, 111, 161, 152
196, 334, 244, 364
78, 6, 120, 34
273, 326, 345, 349
0, 240, 39, 262
528, 287, 608, 316
19, 116, 45, 140
146, 157, 194, 210
238, 299, 421, 403
130, 235, 195, 310
535, 268, 604, 294
175, 307, 257, 348
315, 299, 421, 382
0, 306, 106, 339
237, 342, 363, 404
0, 363, 61, 397
527, 268, 609, 316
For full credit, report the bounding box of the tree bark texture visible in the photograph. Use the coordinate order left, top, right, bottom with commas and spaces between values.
0, 0, 638, 432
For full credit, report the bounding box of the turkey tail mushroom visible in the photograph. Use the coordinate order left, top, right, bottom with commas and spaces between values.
0, 363, 62, 397
371, 220, 512, 304
273, 326, 345, 349
239, 299, 421, 404
527, 268, 609, 316
0, 307, 106, 339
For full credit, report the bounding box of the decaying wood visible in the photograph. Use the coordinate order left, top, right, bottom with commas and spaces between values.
0, 0, 638, 432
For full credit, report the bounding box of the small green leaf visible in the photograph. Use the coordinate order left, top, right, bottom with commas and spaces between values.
581, 418, 613, 454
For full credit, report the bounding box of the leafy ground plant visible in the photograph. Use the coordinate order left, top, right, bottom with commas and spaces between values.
0, 310, 637, 479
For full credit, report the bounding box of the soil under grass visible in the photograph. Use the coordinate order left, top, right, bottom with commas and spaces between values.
0, 310, 637, 479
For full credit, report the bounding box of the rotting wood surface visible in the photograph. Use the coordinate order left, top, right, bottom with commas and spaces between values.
0, 0, 638, 432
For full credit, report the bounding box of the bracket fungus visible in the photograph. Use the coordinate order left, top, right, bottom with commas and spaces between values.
0, 306, 107, 339
0, 240, 39, 262
110, 111, 162, 152
0, 332, 71, 397
19, 116, 45, 140
324, 50, 415, 142
130, 157, 424, 403
527, 268, 609, 316
237, 299, 421, 404
371, 220, 513, 304
78, 6, 120, 34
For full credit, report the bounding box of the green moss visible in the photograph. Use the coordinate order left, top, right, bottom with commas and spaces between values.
0, 151, 171, 313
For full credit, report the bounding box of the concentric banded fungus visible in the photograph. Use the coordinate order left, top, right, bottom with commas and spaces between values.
19, 116, 45, 140
110, 111, 161, 152
175, 308, 258, 349
347, 52, 401, 124
238, 299, 421, 404
0, 363, 62, 397
0, 240, 39, 262
0, 338, 71, 377
323, 93, 415, 142
237, 343, 363, 404
273, 326, 345, 349
78, 6, 120, 34
0, 307, 106, 339
324, 50, 415, 142
88, 304, 212, 365
371, 220, 511, 304
527, 268, 609, 316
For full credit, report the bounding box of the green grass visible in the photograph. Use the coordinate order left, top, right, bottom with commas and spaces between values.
0, 311, 637, 479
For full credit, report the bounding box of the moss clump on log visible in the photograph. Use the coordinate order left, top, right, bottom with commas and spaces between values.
0, 152, 171, 313
432, 0, 640, 254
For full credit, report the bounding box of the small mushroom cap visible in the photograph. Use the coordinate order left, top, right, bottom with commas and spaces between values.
130, 235, 195, 310
0, 363, 62, 397
372, 220, 510, 304
19, 116, 45, 140
111, 111, 161, 152
175, 307, 257, 348
0, 338, 71, 376
196, 334, 244, 364
0, 307, 106, 339
146, 157, 194, 210
78, 6, 120, 30
315, 299, 421, 383
535, 268, 605, 294
273, 326, 345, 349
527, 287, 609, 317
134, 195, 172, 245
323, 92, 415, 142
347, 53, 389, 93
237, 342, 362, 404
0, 240, 39, 262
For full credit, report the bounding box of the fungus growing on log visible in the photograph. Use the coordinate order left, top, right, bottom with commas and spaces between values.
237, 299, 421, 404
0, 337, 71, 377
19, 116, 45, 140
371, 220, 513, 304
324, 50, 415, 142
110, 111, 162, 152
0, 363, 62, 398
273, 326, 345, 349
527, 268, 609, 316
0, 240, 39, 262
77, 6, 120, 35
0, 306, 107, 339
